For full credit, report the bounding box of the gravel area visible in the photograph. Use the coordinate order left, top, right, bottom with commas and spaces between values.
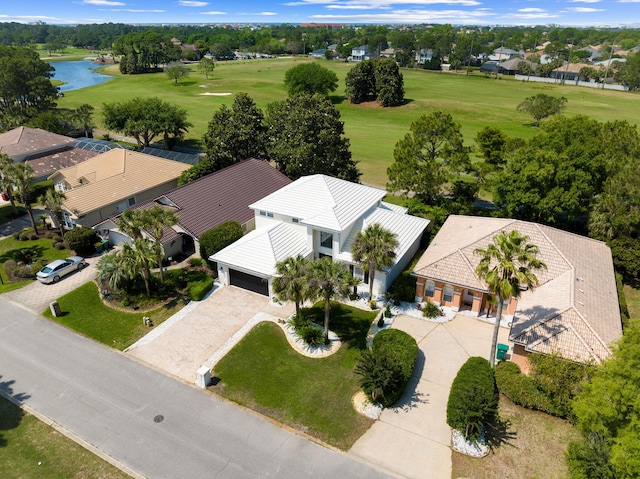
451, 429, 489, 458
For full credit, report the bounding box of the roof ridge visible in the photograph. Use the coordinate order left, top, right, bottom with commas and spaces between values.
458, 248, 482, 288
533, 222, 575, 303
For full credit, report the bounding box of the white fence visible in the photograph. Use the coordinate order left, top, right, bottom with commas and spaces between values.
514, 74, 629, 91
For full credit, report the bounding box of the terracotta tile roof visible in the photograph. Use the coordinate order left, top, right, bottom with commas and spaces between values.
55, 150, 189, 217
0, 127, 74, 158
127, 158, 292, 241
413, 215, 622, 363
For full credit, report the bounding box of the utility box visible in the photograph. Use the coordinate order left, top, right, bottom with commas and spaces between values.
195, 366, 211, 389
497, 343, 509, 361
49, 301, 61, 317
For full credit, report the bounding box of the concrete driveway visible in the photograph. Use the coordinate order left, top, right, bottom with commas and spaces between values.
2, 255, 99, 314
350, 314, 510, 479
126, 286, 295, 383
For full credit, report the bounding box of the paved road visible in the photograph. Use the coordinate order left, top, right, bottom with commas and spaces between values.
0, 297, 393, 479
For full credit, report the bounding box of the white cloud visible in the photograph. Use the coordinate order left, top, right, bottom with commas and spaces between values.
565, 6, 604, 11
82, 0, 125, 5
618, 0, 640, 3
200, 10, 228, 14
500, 11, 559, 18
111, 8, 165, 12
311, 8, 493, 23
0, 14, 69, 21
258, 11, 278, 15
178, 1, 209, 6
568, 0, 601, 3
287, 0, 481, 7
518, 7, 546, 11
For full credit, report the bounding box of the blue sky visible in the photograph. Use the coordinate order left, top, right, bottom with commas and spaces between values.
1, 0, 639, 26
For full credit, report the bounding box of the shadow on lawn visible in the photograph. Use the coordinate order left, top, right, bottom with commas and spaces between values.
308, 302, 372, 350
0, 246, 46, 263
486, 415, 518, 451
0, 375, 31, 448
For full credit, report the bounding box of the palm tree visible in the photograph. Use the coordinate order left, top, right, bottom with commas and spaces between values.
0, 153, 19, 217
273, 254, 309, 315
96, 252, 128, 292
38, 188, 67, 238
141, 205, 179, 284
8, 163, 38, 235
474, 230, 546, 366
73, 104, 95, 138
351, 223, 399, 300
117, 208, 146, 240
120, 237, 158, 296
307, 257, 357, 339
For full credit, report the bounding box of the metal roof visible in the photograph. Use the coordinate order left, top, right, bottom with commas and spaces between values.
73, 137, 127, 154
140, 147, 202, 166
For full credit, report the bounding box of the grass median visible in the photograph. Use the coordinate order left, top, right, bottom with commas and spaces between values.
211, 302, 377, 450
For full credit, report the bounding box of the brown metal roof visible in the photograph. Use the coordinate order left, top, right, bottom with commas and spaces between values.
26, 147, 99, 179
137, 158, 292, 240
0, 127, 74, 158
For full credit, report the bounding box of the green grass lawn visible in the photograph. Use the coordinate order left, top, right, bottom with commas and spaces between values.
211, 302, 377, 450
0, 233, 73, 294
624, 283, 640, 320
58, 58, 640, 186
43, 281, 184, 350
0, 396, 129, 479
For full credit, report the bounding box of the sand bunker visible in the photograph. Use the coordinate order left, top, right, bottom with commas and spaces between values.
200, 92, 232, 96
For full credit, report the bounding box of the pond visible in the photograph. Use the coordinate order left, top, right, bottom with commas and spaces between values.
52, 60, 115, 92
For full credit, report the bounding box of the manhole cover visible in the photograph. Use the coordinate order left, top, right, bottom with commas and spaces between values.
153, 415, 164, 423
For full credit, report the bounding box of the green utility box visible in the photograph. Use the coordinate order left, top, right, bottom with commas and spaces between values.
497, 343, 509, 361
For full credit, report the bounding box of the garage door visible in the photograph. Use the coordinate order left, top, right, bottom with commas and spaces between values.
229, 269, 269, 296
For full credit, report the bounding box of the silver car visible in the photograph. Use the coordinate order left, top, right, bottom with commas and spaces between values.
37, 256, 87, 284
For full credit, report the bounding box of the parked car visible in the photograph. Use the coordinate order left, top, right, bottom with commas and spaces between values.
36, 256, 87, 284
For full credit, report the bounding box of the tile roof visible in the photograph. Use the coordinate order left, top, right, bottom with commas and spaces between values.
26, 147, 98, 179
55, 150, 189, 217
0, 127, 73, 158
211, 221, 313, 277
131, 159, 292, 241
413, 215, 622, 363
250, 175, 386, 232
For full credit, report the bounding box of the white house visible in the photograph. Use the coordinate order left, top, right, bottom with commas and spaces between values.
211, 175, 430, 298
351, 45, 370, 62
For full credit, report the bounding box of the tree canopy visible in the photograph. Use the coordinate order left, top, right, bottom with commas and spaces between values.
102, 97, 191, 150
516, 93, 568, 126
387, 110, 470, 201
283, 62, 338, 96
265, 93, 360, 182
0, 45, 59, 128
345, 58, 404, 107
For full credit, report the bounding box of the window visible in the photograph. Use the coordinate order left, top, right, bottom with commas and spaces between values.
320, 232, 332, 249
260, 211, 266, 217
292, 218, 300, 224
425, 282, 435, 298
127, 197, 136, 207
260, 210, 273, 218
443, 285, 454, 303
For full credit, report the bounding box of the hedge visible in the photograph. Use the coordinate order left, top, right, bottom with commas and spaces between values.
356, 329, 418, 407
199, 221, 243, 268
494, 361, 561, 416
64, 226, 99, 256
187, 276, 214, 301
446, 356, 498, 442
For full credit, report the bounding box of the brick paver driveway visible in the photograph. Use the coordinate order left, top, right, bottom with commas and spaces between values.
126, 285, 295, 383
2, 255, 100, 314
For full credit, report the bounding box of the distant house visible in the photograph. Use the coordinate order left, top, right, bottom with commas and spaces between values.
489, 47, 523, 61
549, 62, 592, 82
481, 58, 536, 76
412, 215, 622, 368
0, 127, 102, 181
49, 149, 189, 228
351, 45, 370, 62
212, 174, 430, 297
309, 49, 327, 58
415, 49, 434, 64
379, 48, 396, 59
94, 159, 292, 259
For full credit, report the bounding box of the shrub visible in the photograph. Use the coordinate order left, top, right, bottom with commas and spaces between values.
422, 301, 440, 319
494, 361, 560, 416
369, 299, 377, 310
52, 235, 63, 243
64, 226, 99, 256
14, 248, 38, 265
12, 232, 21, 240
27, 232, 38, 240
528, 352, 594, 419
19, 232, 29, 241
3, 259, 17, 280
187, 276, 214, 301
388, 270, 416, 302
45, 231, 56, 239
287, 308, 312, 330
29, 180, 53, 201
188, 257, 204, 268
12, 265, 34, 278
297, 325, 326, 346
54, 241, 66, 250
356, 329, 418, 407
199, 221, 243, 268
566, 434, 616, 479
446, 356, 498, 442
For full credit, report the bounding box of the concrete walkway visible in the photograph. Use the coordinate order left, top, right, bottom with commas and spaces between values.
350, 314, 510, 479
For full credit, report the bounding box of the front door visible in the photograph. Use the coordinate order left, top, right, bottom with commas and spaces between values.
462, 289, 474, 309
